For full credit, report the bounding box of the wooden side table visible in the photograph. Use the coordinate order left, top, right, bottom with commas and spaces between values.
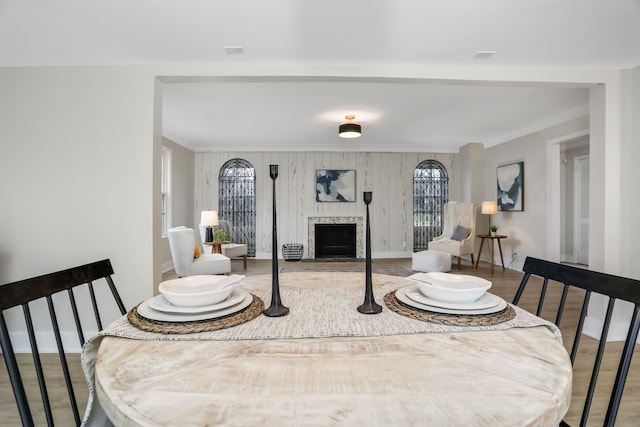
475, 234, 507, 274
203, 241, 228, 254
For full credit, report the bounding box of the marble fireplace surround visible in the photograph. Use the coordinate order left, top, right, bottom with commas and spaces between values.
307, 216, 364, 259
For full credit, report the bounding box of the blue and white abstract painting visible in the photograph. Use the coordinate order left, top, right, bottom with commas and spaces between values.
497, 162, 524, 211
316, 170, 356, 202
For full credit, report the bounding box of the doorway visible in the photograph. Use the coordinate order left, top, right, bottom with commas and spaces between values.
559, 136, 590, 266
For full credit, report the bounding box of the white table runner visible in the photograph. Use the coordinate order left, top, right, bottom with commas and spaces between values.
97, 283, 559, 342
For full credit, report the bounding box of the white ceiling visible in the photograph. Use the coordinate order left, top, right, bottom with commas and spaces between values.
161, 79, 589, 152
2, 0, 639, 152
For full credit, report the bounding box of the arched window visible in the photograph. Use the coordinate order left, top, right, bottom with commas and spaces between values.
413, 160, 449, 251
218, 158, 256, 256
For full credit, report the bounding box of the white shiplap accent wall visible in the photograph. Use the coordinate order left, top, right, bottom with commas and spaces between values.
195, 152, 457, 258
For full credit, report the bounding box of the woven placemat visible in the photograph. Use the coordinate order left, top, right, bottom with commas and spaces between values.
127, 294, 264, 334
384, 291, 516, 326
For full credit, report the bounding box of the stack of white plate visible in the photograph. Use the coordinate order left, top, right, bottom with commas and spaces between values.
137, 275, 252, 322
397, 272, 507, 315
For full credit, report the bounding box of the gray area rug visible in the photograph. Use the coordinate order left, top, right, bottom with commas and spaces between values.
279, 265, 414, 277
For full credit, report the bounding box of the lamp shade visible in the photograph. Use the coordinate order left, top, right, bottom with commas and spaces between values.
339, 115, 361, 138
481, 201, 498, 215
200, 210, 219, 227
339, 122, 361, 138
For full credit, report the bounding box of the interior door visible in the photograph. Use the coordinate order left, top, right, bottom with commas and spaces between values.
574, 155, 590, 265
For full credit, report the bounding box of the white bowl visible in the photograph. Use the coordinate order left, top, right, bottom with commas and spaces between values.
413, 272, 492, 303
158, 275, 244, 307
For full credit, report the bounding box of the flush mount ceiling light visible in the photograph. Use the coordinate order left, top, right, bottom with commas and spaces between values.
338, 115, 361, 138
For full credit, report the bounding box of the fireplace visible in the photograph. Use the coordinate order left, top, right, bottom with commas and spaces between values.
307, 216, 364, 259
315, 224, 356, 259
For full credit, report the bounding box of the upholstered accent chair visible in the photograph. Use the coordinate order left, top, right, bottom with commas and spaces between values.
427, 201, 477, 269
168, 226, 230, 277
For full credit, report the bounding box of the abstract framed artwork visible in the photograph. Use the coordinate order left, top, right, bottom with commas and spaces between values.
316, 169, 356, 202
497, 162, 524, 211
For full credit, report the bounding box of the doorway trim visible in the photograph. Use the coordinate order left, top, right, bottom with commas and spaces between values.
573, 154, 590, 265
546, 129, 589, 262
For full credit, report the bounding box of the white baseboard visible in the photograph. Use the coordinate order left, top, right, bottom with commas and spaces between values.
161, 260, 174, 273
583, 315, 632, 342
372, 251, 413, 258
254, 252, 415, 260
8, 331, 87, 354
507, 260, 523, 272
560, 253, 576, 264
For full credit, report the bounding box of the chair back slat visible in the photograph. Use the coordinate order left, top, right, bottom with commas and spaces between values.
581, 297, 616, 426
87, 282, 104, 331
607, 306, 640, 424
555, 284, 569, 326
105, 276, 126, 314
23, 303, 55, 426
570, 291, 591, 363
0, 259, 126, 427
0, 313, 34, 426
512, 271, 531, 304
46, 294, 82, 425
67, 288, 85, 345
512, 256, 640, 427
536, 278, 549, 316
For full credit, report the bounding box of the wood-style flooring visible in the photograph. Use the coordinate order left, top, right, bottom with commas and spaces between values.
1, 258, 638, 426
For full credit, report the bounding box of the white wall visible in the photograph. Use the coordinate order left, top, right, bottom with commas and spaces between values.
160, 137, 195, 273
484, 135, 546, 268
0, 67, 156, 351
583, 66, 640, 341
458, 143, 485, 205
483, 116, 590, 269
194, 151, 458, 258
620, 65, 640, 279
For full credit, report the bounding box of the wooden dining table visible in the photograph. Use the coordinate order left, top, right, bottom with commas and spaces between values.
82, 272, 572, 427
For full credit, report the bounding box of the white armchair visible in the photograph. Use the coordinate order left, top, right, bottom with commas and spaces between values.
168, 226, 230, 277
427, 202, 477, 269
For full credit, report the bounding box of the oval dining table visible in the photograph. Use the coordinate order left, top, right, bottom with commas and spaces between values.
85, 272, 572, 427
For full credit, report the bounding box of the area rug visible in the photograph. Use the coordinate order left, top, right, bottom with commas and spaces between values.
279, 265, 414, 277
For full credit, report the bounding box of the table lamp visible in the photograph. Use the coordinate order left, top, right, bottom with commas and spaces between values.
481, 201, 498, 234
200, 210, 219, 242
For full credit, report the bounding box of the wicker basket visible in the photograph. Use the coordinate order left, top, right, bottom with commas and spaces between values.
282, 243, 304, 261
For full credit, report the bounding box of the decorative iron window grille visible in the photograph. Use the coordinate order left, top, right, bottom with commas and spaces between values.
218, 158, 256, 257
413, 160, 449, 251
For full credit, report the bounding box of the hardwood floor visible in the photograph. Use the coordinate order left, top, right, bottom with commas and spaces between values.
2, 258, 638, 426
0, 353, 87, 427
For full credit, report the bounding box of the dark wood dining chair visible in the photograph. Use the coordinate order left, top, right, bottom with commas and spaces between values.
0, 259, 126, 427
512, 256, 640, 427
